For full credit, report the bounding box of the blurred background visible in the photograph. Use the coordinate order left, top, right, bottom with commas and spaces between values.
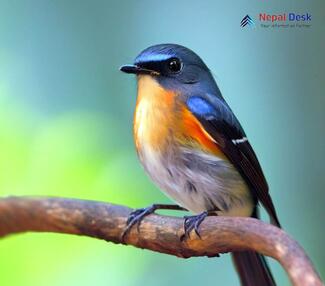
0, 0, 324, 285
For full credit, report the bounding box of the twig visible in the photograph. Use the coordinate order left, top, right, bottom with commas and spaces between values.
0, 196, 322, 286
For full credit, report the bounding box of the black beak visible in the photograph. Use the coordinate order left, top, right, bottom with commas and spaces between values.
120, 65, 159, 76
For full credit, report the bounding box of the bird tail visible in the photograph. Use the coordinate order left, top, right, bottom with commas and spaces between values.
231, 251, 276, 286
231, 207, 276, 286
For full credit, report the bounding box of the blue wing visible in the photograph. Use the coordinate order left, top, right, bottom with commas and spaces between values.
187, 96, 280, 227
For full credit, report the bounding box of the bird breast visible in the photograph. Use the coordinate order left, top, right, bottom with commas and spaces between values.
134, 75, 176, 152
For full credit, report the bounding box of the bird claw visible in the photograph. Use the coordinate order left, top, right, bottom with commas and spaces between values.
121, 206, 155, 242
181, 211, 209, 241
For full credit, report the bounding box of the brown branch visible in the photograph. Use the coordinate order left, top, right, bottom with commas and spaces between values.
0, 196, 322, 286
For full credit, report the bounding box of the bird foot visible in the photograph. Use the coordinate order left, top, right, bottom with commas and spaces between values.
181, 211, 208, 241
181, 211, 218, 241
121, 206, 156, 242
121, 204, 187, 243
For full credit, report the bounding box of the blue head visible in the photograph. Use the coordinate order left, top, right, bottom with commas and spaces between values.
120, 44, 221, 96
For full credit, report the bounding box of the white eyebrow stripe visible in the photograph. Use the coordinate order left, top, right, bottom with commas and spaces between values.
232, 137, 248, 144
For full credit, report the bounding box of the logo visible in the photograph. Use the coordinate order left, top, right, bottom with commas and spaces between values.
240, 15, 255, 27
240, 13, 312, 29
259, 13, 311, 22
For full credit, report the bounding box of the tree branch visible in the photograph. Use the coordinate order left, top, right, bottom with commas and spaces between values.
0, 196, 322, 286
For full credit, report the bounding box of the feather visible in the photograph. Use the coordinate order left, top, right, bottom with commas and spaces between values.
186, 95, 281, 227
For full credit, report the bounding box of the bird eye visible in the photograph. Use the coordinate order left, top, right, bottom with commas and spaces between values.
167, 58, 182, 73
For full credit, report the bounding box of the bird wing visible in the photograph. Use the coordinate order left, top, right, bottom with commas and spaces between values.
186, 95, 280, 227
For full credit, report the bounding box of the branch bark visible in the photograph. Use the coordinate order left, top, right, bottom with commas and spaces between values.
0, 196, 322, 286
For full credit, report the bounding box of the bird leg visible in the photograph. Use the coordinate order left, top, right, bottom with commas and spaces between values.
121, 204, 187, 242
181, 210, 218, 241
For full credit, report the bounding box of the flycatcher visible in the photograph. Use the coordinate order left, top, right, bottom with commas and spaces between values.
120, 44, 281, 286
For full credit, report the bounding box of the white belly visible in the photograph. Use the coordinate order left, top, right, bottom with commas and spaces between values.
138, 143, 254, 217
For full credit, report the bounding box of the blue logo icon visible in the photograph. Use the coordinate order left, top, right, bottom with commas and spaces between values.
241, 15, 255, 27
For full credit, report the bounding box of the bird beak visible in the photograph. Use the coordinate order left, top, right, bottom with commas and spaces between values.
120, 65, 160, 76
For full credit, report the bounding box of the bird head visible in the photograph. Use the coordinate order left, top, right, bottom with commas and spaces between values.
120, 44, 217, 94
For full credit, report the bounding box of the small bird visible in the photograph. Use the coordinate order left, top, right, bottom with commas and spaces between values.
120, 44, 281, 286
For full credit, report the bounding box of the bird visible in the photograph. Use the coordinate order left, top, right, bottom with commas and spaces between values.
120, 43, 281, 286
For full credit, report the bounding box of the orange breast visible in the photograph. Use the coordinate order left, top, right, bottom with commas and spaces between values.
134, 75, 225, 159
134, 75, 175, 150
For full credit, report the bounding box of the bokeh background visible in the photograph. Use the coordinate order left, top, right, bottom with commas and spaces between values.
0, 0, 324, 285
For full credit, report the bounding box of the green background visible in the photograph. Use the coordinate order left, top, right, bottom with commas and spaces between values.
0, 0, 324, 285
